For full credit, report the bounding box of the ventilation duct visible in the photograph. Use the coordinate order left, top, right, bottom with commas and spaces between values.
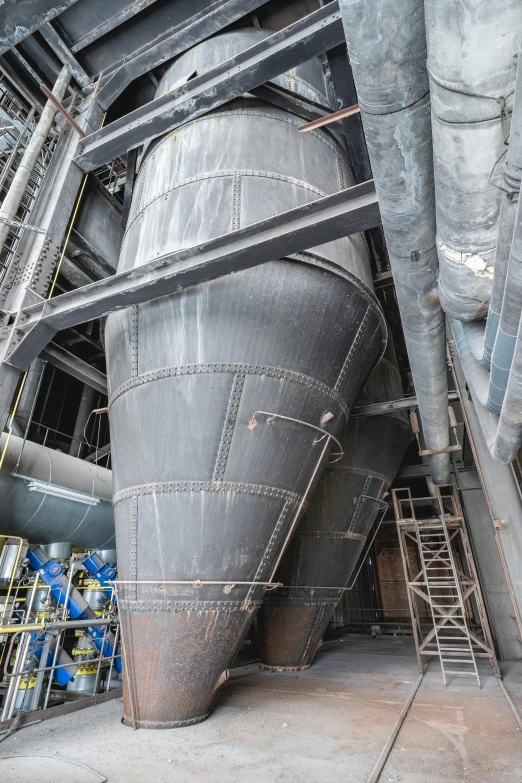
105, 30, 386, 729
339, 0, 450, 484
258, 352, 412, 670
0, 433, 114, 549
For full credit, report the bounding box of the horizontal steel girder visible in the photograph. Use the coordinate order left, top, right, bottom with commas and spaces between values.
94, 0, 272, 109
0, 0, 81, 55
74, 3, 344, 170
1, 180, 380, 372
40, 342, 107, 394
352, 391, 460, 417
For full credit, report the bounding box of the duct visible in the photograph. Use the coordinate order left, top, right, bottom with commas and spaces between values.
452, 318, 522, 463
493, 313, 522, 462
425, 0, 522, 322
484, 40, 522, 366
339, 0, 450, 484
0, 432, 114, 549
14, 358, 45, 435
105, 30, 386, 729
488, 68, 522, 411
258, 353, 412, 670
451, 319, 492, 413
0, 66, 70, 259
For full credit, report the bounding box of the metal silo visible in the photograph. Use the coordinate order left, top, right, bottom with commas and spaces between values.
105, 30, 386, 728
258, 352, 412, 670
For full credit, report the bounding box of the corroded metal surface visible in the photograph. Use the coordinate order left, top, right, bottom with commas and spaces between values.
105, 30, 385, 728
259, 357, 412, 670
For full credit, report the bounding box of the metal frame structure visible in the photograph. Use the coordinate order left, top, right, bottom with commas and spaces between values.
392, 484, 499, 683
0, 3, 384, 433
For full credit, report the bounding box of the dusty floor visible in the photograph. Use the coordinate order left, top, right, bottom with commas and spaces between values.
0, 635, 520, 783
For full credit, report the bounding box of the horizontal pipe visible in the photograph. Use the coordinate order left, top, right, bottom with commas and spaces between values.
0, 617, 118, 634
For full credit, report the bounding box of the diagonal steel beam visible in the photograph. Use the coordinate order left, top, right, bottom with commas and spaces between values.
75, 4, 344, 170
1, 180, 379, 371
40, 23, 90, 88
70, 0, 160, 53
0, 0, 81, 55
40, 342, 107, 394
94, 0, 272, 109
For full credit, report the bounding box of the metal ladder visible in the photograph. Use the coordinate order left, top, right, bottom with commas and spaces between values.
415, 516, 481, 686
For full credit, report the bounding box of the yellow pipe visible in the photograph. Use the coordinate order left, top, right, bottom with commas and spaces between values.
0, 623, 44, 634
0, 372, 28, 472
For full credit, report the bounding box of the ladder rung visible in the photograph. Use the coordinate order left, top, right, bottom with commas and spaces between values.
440, 658, 474, 663
442, 670, 477, 676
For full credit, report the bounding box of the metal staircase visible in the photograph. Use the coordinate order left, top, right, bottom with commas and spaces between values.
393, 484, 499, 686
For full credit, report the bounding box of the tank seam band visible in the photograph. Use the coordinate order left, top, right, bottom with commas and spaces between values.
124, 169, 327, 241
302, 602, 329, 662
294, 530, 366, 541
245, 497, 294, 604
108, 362, 350, 417
334, 306, 371, 391
119, 599, 263, 612
142, 106, 343, 167
113, 480, 302, 506
213, 373, 245, 482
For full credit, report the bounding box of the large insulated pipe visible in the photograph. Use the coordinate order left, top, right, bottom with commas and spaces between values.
488, 48, 522, 412
0, 67, 70, 259
105, 30, 386, 729
484, 40, 522, 366
258, 352, 412, 670
339, 0, 450, 484
425, 0, 522, 322
12, 358, 45, 437
493, 313, 522, 462
0, 432, 114, 549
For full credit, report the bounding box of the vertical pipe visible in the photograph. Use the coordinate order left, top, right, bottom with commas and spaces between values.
0, 107, 36, 194
485, 41, 522, 365
339, 0, 450, 484
487, 43, 522, 410
69, 384, 95, 457
425, 1, 522, 322
0, 66, 70, 259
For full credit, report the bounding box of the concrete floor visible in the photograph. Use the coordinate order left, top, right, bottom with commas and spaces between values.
0, 635, 520, 783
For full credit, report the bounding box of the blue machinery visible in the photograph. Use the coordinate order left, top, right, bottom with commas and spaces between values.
1, 545, 121, 719
26, 546, 121, 673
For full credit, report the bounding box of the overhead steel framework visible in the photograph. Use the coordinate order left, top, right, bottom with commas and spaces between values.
0, 1, 381, 418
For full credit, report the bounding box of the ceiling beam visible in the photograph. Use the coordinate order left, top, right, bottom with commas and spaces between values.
95, 0, 271, 110
0, 0, 81, 56
75, 3, 344, 169
40, 23, 90, 88
40, 342, 107, 394
70, 0, 160, 54
2, 180, 380, 371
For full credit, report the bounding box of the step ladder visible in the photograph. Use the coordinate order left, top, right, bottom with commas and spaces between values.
392, 484, 499, 686
415, 518, 480, 686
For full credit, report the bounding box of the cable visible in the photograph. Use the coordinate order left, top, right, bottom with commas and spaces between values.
0, 755, 106, 781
